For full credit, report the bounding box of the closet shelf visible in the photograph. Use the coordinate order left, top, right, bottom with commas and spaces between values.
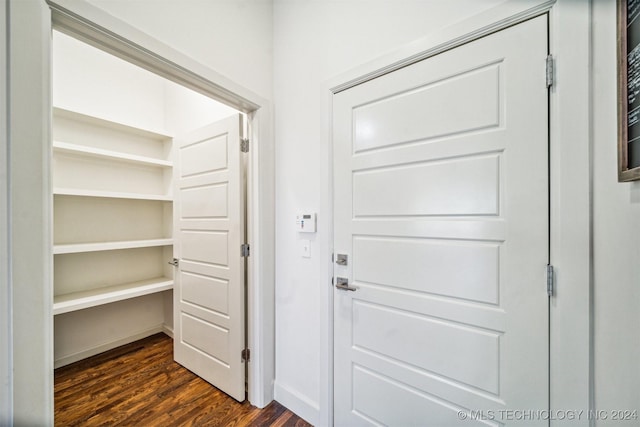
53, 106, 172, 139
53, 238, 173, 254
53, 277, 173, 315
54, 187, 172, 201
53, 141, 172, 168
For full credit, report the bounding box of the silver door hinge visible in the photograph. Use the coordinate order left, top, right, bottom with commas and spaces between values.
546, 264, 554, 297
241, 348, 250, 362
241, 243, 250, 257
546, 54, 554, 88
241, 138, 250, 153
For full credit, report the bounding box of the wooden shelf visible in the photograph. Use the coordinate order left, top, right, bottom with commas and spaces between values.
53, 141, 172, 167
54, 187, 172, 201
53, 238, 173, 254
53, 277, 173, 315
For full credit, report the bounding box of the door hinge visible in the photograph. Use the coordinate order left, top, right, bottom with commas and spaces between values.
241, 348, 250, 362
240, 138, 250, 153
546, 54, 554, 88
546, 264, 554, 297
241, 243, 250, 257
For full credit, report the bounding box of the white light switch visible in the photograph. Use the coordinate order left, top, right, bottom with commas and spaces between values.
301, 239, 311, 258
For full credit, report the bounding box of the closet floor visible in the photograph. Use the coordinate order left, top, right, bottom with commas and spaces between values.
55, 333, 312, 426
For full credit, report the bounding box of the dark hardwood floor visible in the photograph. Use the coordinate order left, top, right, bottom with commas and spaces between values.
55, 333, 312, 426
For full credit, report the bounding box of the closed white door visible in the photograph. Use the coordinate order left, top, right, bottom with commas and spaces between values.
333, 16, 549, 425
173, 114, 246, 401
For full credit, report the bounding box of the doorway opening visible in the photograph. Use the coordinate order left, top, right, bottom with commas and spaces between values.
52, 26, 250, 404
43, 0, 275, 413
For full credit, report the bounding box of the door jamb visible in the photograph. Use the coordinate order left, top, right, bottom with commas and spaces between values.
320, 0, 591, 425
0, 0, 11, 424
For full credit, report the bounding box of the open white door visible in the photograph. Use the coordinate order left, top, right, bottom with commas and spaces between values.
333, 16, 549, 425
173, 114, 246, 402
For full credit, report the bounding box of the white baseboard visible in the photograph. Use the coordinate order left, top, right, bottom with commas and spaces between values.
54, 325, 165, 368
162, 324, 174, 338
274, 382, 320, 426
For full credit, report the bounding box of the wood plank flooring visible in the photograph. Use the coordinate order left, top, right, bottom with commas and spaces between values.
55, 333, 312, 426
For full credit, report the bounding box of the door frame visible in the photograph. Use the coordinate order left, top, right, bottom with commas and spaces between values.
0, 0, 11, 424
6, 0, 274, 422
320, 0, 592, 425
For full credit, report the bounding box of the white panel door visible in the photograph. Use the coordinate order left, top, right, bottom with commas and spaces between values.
173, 114, 245, 401
333, 16, 549, 426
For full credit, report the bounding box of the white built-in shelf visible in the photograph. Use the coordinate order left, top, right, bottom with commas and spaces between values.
53, 106, 172, 139
53, 141, 172, 168
53, 238, 173, 255
53, 277, 173, 315
53, 188, 172, 202
51, 106, 175, 323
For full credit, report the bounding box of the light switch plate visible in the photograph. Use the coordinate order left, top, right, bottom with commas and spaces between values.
301, 239, 311, 258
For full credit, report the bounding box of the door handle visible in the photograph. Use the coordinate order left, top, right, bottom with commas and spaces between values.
168, 258, 179, 267
335, 277, 357, 292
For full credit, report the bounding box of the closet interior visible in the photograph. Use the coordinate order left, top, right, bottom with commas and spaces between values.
52, 30, 238, 368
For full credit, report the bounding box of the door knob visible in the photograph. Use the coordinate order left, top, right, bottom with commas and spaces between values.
335, 277, 357, 291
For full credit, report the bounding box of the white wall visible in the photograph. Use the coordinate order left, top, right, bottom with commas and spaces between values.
272, 1, 508, 423
53, 31, 167, 132
164, 83, 236, 135
86, 0, 273, 102
592, 0, 640, 420
54, 31, 235, 135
